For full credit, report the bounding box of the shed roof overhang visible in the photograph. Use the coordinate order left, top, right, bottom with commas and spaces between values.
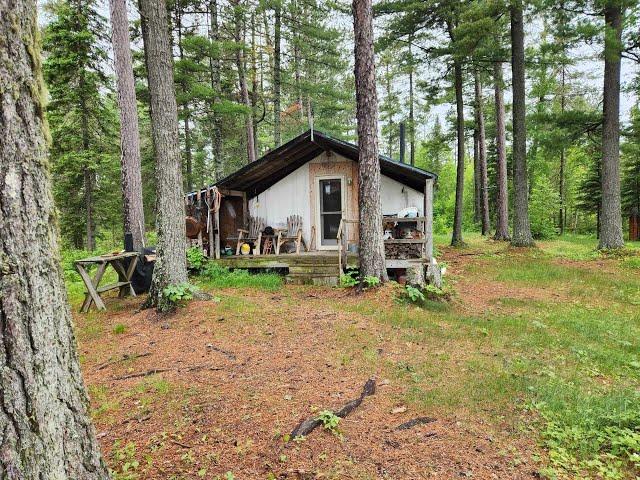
195, 130, 437, 199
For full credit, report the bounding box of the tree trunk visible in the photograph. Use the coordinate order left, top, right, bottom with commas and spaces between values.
473, 126, 481, 224
493, 62, 510, 240
474, 70, 490, 235
352, 0, 387, 282
559, 65, 566, 235
250, 12, 259, 154
208, 0, 223, 181
79, 71, 96, 251
510, 0, 533, 246
139, 0, 188, 311
83, 167, 96, 250
110, 0, 146, 250
451, 58, 465, 246
175, 5, 193, 192
408, 39, 415, 166
232, 0, 256, 164
0, 0, 109, 475
598, 2, 624, 249
273, 0, 282, 146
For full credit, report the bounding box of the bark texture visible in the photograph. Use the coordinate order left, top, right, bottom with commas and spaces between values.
474, 70, 490, 235
208, 0, 223, 181
493, 62, 510, 241
110, 0, 146, 250
0, 0, 108, 476
139, 0, 188, 310
352, 0, 387, 282
598, 2, 624, 249
232, 0, 257, 164
451, 58, 465, 246
510, 0, 533, 246
273, 0, 282, 146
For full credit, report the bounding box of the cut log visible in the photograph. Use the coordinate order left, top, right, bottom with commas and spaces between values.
290, 378, 376, 439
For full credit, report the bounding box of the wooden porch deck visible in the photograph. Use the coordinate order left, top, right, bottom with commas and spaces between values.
213, 251, 426, 285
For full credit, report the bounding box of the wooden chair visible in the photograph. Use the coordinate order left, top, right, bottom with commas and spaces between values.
228, 216, 264, 255
276, 215, 306, 254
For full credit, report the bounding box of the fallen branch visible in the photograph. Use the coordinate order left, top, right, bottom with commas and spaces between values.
170, 439, 192, 449
206, 343, 236, 360
112, 364, 222, 381
395, 416, 436, 431
290, 378, 376, 439
96, 352, 151, 371
113, 368, 171, 380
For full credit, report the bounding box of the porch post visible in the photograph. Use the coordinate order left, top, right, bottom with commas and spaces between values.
424, 178, 434, 260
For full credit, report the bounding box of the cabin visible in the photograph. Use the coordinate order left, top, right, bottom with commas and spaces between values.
184, 130, 438, 285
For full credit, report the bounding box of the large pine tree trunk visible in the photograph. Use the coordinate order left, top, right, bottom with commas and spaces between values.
232, 0, 256, 164
451, 58, 465, 246
493, 62, 510, 241
139, 0, 188, 311
408, 39, 415, 166
599, 2, 624, 249
208, 0, 223, 181
510, 0, 533, 246
474, 70, 490, 235
352, 0, 387, 282
273, 0, 282, 146
110, 0, 146, 250
0, 0, 108, 476
175, 6, 193, 192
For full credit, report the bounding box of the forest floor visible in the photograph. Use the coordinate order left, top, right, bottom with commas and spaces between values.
69, 234, 640, 480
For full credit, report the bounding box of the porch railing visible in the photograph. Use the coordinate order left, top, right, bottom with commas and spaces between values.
336, 218, 358, 273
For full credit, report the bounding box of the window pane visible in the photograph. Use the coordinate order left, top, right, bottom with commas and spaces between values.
321, 213, 341, 245
320, 179, 341, 213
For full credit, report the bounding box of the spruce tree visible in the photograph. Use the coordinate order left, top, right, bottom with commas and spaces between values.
43, 0, 119, 250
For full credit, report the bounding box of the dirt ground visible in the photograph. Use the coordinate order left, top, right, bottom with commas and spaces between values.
78, 248, 546, 480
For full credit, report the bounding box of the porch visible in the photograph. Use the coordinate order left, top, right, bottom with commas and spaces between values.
212, 250, 428, 286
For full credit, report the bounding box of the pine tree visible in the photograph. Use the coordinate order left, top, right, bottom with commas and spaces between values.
599, 0, 625, 249
139, 0, 188, 310
353, 0, 387, 282
43, 0, 119, 250
1, 0, 109, 474
109, 0, 146, 250
510, 0, 534, 246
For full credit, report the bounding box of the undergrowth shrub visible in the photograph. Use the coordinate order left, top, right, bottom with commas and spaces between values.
162, 282, 198, 308
200, 262, 282, 291
186, 247, 207, 272
531, 388, 640, 479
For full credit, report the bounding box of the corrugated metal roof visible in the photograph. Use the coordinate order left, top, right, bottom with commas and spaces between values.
190, 130, 437, 199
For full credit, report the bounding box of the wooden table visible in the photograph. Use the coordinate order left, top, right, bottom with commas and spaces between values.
75, 252, 139, 312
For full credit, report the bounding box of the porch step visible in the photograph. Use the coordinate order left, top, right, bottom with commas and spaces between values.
288, 265, 340, 275
285, 273, 339, 286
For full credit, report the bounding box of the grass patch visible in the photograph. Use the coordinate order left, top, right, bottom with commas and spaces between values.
113, 323, 127, 335
198, 263, 283, 291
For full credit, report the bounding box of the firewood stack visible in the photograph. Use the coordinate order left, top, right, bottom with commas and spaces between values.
385, 243, 421, 259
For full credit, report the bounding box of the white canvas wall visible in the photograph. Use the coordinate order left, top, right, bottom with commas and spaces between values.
380, 175, 424, 216
248, 162, 312, 243
248, 154, 425, 250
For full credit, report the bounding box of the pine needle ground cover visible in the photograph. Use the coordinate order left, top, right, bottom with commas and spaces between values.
67, 234, 640, 479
